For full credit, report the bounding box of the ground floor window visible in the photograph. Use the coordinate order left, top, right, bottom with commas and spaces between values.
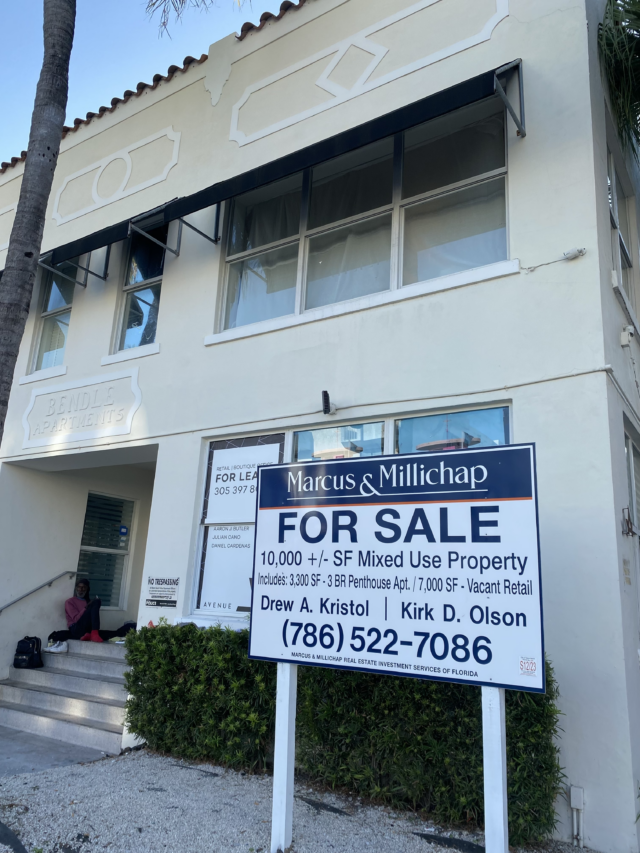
196, 434, 285, 615
76, 493, 134, 608
193, 405, 509, 621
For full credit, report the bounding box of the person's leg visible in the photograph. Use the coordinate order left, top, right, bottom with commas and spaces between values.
69, 608, 93, 639
86, 599, 101, 631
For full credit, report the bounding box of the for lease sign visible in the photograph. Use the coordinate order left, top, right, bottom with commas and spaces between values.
248, 445, 544, 692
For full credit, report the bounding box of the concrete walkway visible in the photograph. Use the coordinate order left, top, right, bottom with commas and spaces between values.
0, 723, 104, 777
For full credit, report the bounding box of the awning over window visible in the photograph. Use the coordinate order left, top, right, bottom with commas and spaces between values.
47, 62, 524, 267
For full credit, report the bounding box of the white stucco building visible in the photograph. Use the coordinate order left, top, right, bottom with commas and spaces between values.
0, 0, 638, 849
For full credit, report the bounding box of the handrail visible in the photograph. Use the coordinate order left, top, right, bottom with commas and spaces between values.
0, 572, 77, 615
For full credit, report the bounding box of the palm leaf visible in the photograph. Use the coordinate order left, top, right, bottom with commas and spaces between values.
599, 0, 640, 157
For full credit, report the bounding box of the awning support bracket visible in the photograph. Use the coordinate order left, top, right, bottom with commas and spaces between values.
128, 220, 184, 257
179, 206, 222, 246
38, 243, 112, 288
494, 59, 526, 138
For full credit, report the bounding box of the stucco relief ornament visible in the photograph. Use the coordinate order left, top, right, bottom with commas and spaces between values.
230, 0, 509, 146
52, 128, 181, 225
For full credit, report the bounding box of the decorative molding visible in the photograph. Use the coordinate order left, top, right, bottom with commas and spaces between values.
22, 369, 142, 449
101, 342, 160, 366
52, 128, 181, 225
0, 202, 17, 251
230, 0, 509, 146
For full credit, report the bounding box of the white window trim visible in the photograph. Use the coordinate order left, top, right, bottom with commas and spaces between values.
19, 364, 67, 385
101, 341, 160, 366
204, 258, 520, 347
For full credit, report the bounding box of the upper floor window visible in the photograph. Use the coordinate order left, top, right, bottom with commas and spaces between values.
119, 224, 167, 351
34, 258, 78, 371
222, 100, 507, 331
608, 151, 635, 307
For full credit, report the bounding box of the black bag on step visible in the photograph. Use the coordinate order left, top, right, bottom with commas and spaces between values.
13, 636, 43, 669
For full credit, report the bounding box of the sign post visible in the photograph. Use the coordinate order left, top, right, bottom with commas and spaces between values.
249, 445, 544, 853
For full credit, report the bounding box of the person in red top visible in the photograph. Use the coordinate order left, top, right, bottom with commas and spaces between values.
65, 580, 102, 643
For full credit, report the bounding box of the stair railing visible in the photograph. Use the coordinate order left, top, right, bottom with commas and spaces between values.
0, 572, 77, 615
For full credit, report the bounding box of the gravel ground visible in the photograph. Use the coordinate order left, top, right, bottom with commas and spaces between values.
0, 749, 581, 853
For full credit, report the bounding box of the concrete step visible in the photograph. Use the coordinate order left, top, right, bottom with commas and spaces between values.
42, 651, 127, 679
0, 680, 125, 727
66, 639, 127, 661
9, 666, 127, 702
0, 700, 122, 754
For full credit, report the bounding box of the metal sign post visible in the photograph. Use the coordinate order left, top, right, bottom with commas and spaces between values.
250, 445, 544, 853
270, 662, 297, 853
482, 686, 509, 853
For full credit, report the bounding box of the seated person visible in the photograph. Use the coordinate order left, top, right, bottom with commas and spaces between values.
65, 579, 102, 643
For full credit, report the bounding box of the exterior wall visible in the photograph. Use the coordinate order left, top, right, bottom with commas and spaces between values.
0, 460, 154, 678
0, 1, 638, 850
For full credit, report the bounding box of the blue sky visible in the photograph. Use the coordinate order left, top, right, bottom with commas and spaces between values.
0, 0, 279, 164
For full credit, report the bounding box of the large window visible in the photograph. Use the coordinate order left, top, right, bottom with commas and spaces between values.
222, 100, 507, 330
608, 151, 635, 307
34, 259, 79, 371
119, 224, 167, 350
76, 493, 134, 608
196, 435, 285, 615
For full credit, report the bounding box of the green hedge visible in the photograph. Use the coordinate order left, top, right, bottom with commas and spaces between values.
124, 625, 562, 843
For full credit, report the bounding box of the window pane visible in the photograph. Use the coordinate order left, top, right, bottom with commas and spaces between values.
120, 283, 161, 350
305, 213, 392, 310
127, 225, 167, 286
403, 178, 506, 285
36, 311, 70, 370
633, 446, 640, 529
616, 172, 631, 249
224, 243, 298, 330
621, 241, 633, 302
76, 550, 126, 608
229, 174, 302, 256
81, 493, 134, 550
403, 106, 505, 199
44, 260, 77, 312
396, 407, 509, 454
294, 423, 385, 461
309, 138, 394, 229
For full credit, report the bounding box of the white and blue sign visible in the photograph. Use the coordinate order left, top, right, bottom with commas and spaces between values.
248, 445, 544, 692
119, 526, 129, 536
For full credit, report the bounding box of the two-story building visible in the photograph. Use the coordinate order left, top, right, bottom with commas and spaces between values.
0, 0, 638, 849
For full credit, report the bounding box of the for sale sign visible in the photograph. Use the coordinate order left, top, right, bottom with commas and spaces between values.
248, 445, 544, 692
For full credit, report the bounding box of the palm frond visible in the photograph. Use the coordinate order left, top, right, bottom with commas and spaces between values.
599, 0, 640, 157
146, 0, 245, 33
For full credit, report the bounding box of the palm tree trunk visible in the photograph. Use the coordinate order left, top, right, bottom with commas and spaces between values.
0, 0, 76, 446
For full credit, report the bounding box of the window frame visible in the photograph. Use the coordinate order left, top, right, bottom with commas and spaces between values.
218, 103, 509, 334
608, 150, 636, 309
31, 263, 79, 374
76, 490, 138, 612
116, 227, 167, 353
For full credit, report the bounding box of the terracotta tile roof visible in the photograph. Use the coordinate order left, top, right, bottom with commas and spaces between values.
238, 0, 307, 40
0, 54, 207, 175
1, 2, 307, 176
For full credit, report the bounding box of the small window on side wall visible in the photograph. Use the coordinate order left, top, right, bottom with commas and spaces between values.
608, 151, 635, 308
119, 224, 167, 351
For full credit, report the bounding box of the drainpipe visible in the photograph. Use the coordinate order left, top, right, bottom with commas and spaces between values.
570, 786, 584, 847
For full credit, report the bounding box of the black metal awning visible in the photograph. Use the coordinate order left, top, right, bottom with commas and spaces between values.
47, 61, 524, 268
